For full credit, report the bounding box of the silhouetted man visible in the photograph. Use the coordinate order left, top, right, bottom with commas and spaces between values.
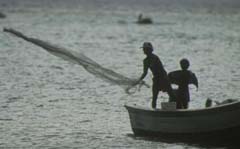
168, 59, 198, 109
134, 42, 175, 108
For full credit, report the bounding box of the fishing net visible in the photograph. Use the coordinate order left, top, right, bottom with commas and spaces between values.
4, 28, 149, 94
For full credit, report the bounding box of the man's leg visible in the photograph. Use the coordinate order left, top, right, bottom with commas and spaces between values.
167, 87, 177, 102
183, 101, 189, 109
152, 85, 159, 108
176, 101, 182, 109
168, 89, 177, 102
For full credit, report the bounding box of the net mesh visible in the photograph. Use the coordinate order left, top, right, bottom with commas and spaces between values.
4, 28, 148, 94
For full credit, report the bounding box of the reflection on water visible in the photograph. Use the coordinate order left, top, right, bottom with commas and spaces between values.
127, 132, 240, 148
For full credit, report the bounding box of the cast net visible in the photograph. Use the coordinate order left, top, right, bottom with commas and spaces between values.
4, 28, 149, 94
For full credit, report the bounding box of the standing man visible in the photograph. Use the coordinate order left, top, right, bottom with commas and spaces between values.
134, 42, 176, 108
168, 59, 198, 109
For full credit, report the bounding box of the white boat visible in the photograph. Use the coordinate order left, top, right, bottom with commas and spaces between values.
125, 101, 240, 145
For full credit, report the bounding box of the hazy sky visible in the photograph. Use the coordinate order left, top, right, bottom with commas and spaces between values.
0, 0, 240, 13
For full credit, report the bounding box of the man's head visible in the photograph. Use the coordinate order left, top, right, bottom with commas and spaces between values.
141, 42, 153, 55
180, 58, 190, 70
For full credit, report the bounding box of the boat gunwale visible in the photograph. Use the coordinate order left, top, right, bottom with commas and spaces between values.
125, 101, 240, 117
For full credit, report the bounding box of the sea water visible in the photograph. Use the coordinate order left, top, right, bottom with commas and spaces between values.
0, 0, 240, 148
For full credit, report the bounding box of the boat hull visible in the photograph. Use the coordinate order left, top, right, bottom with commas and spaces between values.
132, 126, 240, 142
125, 101, 240, 145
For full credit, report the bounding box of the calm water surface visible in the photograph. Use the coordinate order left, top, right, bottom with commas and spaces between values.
0, 0, 240, 148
